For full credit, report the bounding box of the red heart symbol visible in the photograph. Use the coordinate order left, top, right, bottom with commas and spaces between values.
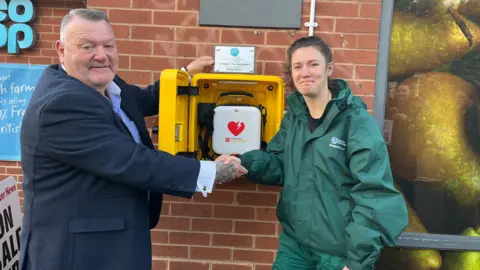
227, 121, 245, 136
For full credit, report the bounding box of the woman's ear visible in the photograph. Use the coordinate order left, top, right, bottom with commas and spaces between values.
326, 62, 334, 76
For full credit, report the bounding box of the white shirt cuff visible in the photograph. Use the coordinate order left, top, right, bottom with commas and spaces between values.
195, 161, 216, 197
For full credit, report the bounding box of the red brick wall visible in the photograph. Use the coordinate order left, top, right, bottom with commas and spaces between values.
0, 0, 382, 269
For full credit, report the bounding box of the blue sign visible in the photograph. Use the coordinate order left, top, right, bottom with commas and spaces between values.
0, 64, 47, 161
230, 47, 239, 57
0, 0, 36, 54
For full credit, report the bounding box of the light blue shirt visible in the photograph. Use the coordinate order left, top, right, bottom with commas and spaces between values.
105, 81, 216, 197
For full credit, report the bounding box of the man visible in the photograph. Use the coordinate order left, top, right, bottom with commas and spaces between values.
19, 9, 246, 270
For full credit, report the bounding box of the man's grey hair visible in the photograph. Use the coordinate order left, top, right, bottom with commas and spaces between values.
60, 9, 110, 42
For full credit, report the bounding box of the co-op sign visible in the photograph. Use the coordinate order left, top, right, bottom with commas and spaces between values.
0, 0, 36, 54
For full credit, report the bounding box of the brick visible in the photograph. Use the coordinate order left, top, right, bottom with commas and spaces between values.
256, 47, 287, 62
40, 33, 59, 41
154, 216, 190, 231
35, 25, 53, 33
255, 265, 273, 270
6, 168, 22, 175
360, 95, 375, 110
29, 57, 52, 64
357, 34, 379, 49
35, 8, 53, 17
117, 70, 151, 85
151, 230, 168, 243
212, 234, 253, 248
214, 205, 255, 220
112, 25, 130, 39
213, 264, 253, 270
215, 177, 256, 191
257, 185, 282, 192
192, 219, 233, 232
264, 62, 284, 77
349, 81, 376, 96
176, 28, 220, 43
152, 260, 168, 270
197, 44, 214, 57
233, 250, 275, 264
221, 30, 265, 45
192, 190, 234, 204
117, 40, 152, 55
0, 160, 18, 167
52, 9, 72, 17
255, 207, 277, 222
40, 17, 62, 25
152, 244, 188, 258
133, 0, 176, 9
360, 3, 382, 18
266, 31, 306, 46
161, 202, 170, 216
164, 194, 191, 202
131, 56, 174, 71
237, 192, 278, 207
190, 246, 231, 260
235, 221, 276, 235
170, 261, 210, 270
316, 2, 359, 17
154, 11, 197, 26
89, 0, 130, 8
110, 10, 152, 24
177, 0, 200, 10
4, 56, 29, 64
170, 232, 210, 245
336, 18, 380, 34
131, 26, 174, 41
171, 203, 212, 218
332, 64, 355, 79
255, 236, 278, 250
118, 55, 129, 69
355, 65, 376, 80
333, 49, 377, 65
154, 42, 197, 58
320, 33, 356, 49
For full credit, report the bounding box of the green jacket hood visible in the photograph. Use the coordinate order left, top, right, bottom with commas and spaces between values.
286, 79, 366, 118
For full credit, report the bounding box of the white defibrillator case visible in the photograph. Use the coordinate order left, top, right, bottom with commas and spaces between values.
212, 105, 262, 155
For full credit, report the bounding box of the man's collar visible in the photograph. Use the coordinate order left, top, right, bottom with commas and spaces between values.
60, 64, 121, 96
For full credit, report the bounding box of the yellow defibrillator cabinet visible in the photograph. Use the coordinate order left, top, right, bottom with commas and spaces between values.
157, 69, 285, 160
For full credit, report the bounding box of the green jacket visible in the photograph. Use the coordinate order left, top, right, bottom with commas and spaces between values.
240, 79, 408, 270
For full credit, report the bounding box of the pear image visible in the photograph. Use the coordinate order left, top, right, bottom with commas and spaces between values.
395, 72, 480, 207
377, 185, 442, 269
389, 10, 480, 80
459, 0, 480, 21
441, 226, 480, 270
395, 0, 460, 16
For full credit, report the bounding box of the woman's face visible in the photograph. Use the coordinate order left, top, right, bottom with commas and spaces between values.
291, 46, 333, 98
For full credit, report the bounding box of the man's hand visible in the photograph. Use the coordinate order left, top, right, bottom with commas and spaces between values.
216, 154, 241, 166
214, 155, 247, 184
187, 56, 214, 76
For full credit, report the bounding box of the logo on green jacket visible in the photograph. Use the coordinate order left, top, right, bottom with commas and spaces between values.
329, 137, 346, 151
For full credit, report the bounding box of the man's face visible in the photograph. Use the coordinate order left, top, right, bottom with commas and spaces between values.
55, 17, 118, 92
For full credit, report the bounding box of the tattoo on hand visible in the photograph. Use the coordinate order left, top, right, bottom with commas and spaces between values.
215, 162, 237, 184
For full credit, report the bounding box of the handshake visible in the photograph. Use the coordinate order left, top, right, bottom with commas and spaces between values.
214, 154, 248, 184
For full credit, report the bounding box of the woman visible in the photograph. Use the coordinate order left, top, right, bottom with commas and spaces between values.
218, 36, 408, 270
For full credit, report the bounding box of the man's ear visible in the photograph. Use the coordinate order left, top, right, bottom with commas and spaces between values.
55, 40, 65, 64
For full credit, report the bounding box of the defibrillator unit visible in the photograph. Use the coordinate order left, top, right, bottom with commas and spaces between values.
157, 71, 284, 160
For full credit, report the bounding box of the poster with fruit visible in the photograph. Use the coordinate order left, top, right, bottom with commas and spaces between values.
378, 1, 480, 269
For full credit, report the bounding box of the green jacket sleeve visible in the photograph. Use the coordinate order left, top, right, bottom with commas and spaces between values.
345, 125, 408, 270
239, 112, 289, 186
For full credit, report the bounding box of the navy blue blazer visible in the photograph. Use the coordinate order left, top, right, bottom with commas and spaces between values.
19, 64, 200, 270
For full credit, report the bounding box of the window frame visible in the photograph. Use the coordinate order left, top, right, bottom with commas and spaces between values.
373, 0, 480, 251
